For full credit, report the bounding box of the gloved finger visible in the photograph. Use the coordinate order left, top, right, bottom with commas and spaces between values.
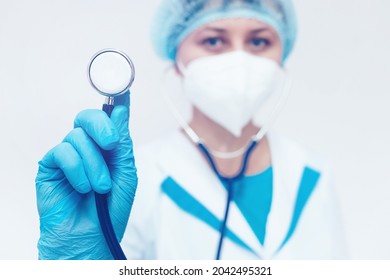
74, 109, 119, 150
39, 142, 92, 194
110, 105, 130, 138
63, 127, 112, 194
114, 91, 130, 108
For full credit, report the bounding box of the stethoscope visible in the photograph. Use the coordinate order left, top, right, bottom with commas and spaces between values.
87, 49, 291, 260
198, 140, 259, 259
87, 49, 135, 260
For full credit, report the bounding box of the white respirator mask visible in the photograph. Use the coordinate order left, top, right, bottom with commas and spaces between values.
178, 50, 283, 137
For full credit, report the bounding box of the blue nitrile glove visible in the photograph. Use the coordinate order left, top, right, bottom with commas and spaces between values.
35, 93, 137, 260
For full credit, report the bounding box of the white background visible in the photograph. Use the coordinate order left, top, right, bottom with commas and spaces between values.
0, 0, 389, 259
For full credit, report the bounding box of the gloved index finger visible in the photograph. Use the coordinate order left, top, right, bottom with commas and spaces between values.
74, 109, 120, 150
114, 91, 130, 108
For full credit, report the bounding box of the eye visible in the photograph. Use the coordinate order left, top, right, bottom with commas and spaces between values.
202, 37, 223, 48
250, 37, 270, 48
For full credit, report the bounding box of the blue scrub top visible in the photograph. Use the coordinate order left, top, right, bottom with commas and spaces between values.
230, 167, 273, 246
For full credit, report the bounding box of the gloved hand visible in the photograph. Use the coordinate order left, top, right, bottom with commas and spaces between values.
35, 93, 137, 259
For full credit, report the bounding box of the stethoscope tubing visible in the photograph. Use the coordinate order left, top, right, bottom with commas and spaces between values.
198, 139, 259, 260
95, 103, 127, 260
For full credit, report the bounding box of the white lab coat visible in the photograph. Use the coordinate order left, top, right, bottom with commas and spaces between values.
122, 130, 347, 259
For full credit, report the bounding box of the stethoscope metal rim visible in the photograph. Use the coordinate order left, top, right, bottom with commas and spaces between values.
87, 48, 135, 97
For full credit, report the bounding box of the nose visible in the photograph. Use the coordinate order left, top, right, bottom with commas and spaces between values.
230, 37, 246, 52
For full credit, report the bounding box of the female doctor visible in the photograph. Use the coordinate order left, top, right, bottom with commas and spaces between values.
35, 0, 346, 260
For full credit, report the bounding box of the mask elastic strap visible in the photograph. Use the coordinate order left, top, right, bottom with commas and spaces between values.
160, 65, 200, 144
253, 70, 293, 142
175, 59, 187, 77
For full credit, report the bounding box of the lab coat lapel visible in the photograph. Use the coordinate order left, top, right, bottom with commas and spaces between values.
264, 131, 306, 257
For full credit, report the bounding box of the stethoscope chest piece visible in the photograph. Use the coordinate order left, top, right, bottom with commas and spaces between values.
88, 49, 135, 98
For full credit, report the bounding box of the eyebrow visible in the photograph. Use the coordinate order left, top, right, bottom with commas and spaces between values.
250, 28, 271, 34
202, 27, 227, 33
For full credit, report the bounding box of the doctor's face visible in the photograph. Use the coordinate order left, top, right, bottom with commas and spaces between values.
176, 18, 283, 68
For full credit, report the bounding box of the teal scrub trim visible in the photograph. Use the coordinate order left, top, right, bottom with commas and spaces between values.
161, 177, 256, 255
277, 167, 321, 252
231, 167, 273, 246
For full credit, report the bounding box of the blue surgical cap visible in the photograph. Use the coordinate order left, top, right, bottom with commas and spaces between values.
151, 0, 297, 63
